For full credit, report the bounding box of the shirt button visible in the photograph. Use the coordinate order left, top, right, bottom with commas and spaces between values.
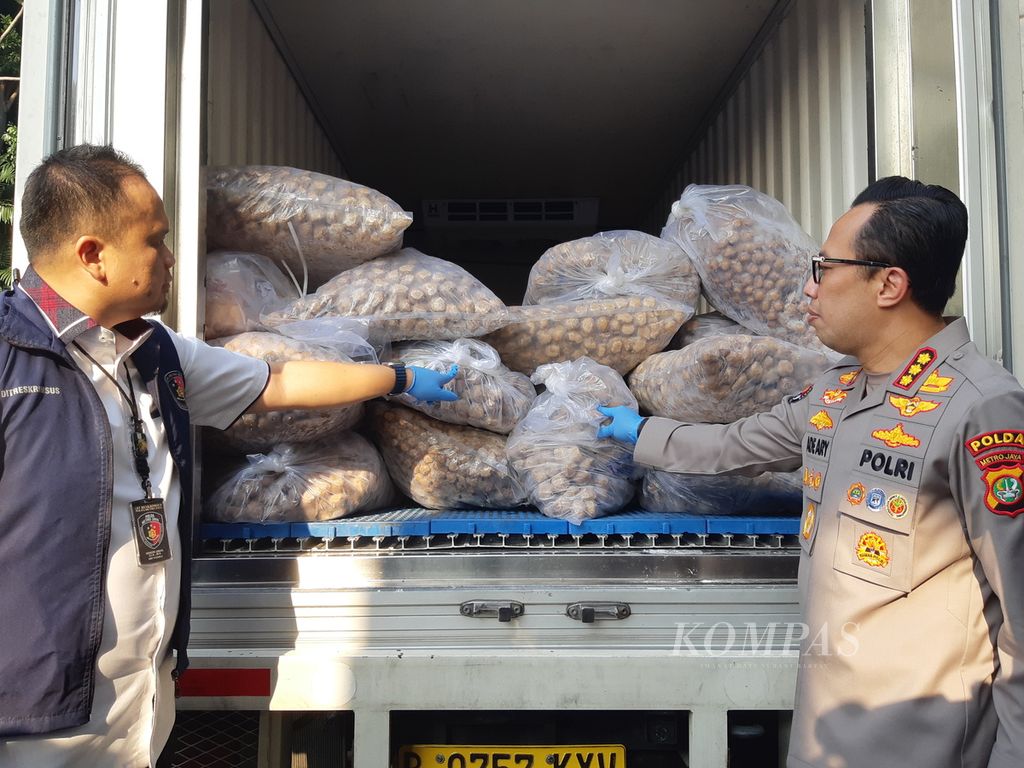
952, 352, 964, 360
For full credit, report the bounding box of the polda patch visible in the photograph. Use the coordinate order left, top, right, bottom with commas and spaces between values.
965, 429, 1024, 517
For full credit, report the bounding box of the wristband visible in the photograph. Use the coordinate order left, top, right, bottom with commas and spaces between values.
386, 362, 408, 396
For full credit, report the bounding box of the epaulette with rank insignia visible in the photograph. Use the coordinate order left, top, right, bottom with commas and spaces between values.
893, 347, 937, 390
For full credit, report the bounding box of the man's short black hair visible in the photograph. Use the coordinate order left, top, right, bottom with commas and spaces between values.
20, 144, 147, 264
850, 176, 968, 316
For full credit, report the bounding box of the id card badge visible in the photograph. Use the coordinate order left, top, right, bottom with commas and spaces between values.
131, 497, 172, 565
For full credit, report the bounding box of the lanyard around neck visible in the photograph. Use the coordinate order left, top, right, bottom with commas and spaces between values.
72, 341, 154, 499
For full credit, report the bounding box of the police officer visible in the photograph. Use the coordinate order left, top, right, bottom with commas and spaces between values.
598, 177, 1024, 768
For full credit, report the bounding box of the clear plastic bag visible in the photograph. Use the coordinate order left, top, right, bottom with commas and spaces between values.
262, 248, 509, 342
205, 165, 412, 290
523, 230, 700, 313
661, 184, 826, 350
506, 357, 641, 523
667, 311, 746, 350
628, 334, 830, 423
482, 296, 687, 376
204, 251, 300, 338
640, 469, 802, 516
367, 402, 526, 510
203, 433, 394, 523
208, 321, 376, 451
387, 338, 536, 434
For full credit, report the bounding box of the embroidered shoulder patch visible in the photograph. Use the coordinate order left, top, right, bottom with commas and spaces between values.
893, 348, 937, 390
966, 430, 1024, 517
164, 370, 188, 411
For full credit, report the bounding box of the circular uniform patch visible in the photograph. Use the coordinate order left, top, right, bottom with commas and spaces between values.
886, 493, 909, 519
856, 531, 890, 568
847, 482, 866, 505
866, 488, 886, 512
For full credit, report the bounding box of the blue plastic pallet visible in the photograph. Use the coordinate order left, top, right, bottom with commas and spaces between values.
201, 508, 799, 541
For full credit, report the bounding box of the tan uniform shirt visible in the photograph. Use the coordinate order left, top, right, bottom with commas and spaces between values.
635, 318, 1024, 768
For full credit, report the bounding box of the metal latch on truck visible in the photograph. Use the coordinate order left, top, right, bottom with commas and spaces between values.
566, 602, 631, 623
460, 600, 525, 622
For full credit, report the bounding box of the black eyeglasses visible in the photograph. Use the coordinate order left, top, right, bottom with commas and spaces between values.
810, 254, 892, 284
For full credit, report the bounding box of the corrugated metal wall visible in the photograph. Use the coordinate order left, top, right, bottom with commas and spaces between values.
205, 0, 345, 177
649, 0, 870, 244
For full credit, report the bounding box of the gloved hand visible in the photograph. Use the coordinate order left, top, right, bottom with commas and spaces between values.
406, 364, 459, 403
596, 405, 645, 445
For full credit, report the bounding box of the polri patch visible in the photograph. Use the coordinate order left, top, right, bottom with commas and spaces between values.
164, 370, 188, 411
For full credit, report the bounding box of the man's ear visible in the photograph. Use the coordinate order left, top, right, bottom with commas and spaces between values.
877, 266, 911, 308
74, 235, 107, 283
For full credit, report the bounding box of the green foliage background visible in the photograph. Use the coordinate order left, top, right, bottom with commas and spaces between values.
0, 3, 21, 289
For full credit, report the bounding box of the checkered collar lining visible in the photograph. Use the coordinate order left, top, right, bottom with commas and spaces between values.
18, 267, 99, 344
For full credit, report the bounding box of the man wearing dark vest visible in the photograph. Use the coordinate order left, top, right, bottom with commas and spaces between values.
0, 144, 457, 767
598, 178, 1024, 767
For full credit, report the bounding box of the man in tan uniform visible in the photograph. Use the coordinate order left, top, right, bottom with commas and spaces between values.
599, 177, 1024, 768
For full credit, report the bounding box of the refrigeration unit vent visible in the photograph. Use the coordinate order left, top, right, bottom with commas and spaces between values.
422, 198, 599, 228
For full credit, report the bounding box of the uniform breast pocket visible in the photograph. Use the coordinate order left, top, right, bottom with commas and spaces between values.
832, 507, 915, 594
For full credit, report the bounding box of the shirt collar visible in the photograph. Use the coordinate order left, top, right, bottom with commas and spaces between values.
17, 266, 99, 344
17, 267, 154, 345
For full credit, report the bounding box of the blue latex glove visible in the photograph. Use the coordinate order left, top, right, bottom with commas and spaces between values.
406, 364, 459, 403
596, 405, 645, 445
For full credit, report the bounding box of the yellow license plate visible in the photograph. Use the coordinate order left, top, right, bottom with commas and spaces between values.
397, 744, 626, 768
